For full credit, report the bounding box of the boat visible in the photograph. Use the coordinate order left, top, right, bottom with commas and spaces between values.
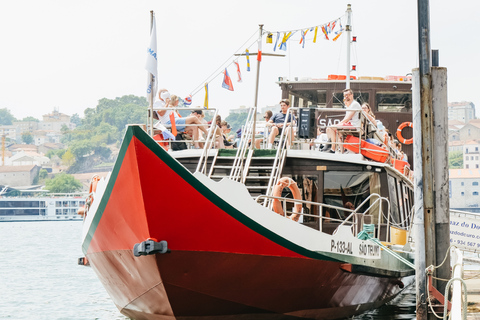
80, 8, 417, 320
0, 188, 85, 222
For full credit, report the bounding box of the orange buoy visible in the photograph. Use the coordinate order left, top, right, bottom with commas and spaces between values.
272, 177, 303, 222
396, 122, 413, 145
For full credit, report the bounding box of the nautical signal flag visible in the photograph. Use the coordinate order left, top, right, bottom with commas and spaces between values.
222, 68, 234, 91
234, 61, 242, 82
246, 49, 250, 71
204, 83, 209, 109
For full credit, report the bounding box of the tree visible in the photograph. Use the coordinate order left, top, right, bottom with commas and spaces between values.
45, 173, 82, 193
70, 140, 93, 160
0, 108, 16, 125
39, 169, 48, 180
22, 116, 39, 122
225, 112, 249, 133
21, 132, 34, 144
62, 149, 75, 166
449, 151, 463, 169
70, 113, 81, 126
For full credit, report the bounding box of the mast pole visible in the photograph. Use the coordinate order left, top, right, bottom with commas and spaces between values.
251, 24, 263, 150
148, 10, 155, 136
416, 0, 436, 319
345, 4, 352, 89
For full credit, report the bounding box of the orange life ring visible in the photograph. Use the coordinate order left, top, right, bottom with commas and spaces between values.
272, 177, 302, 222
396, 122, 413, 145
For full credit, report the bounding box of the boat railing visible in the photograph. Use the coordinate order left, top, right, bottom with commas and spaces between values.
255, 194, 354, 232
230, 107, 256, 182
264, 108, 293, 204
336, 193, 392, 241
255, 192, 406, 243
196, 109, 222, 175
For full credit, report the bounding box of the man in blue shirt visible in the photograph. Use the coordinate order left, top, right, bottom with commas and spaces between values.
266, 99, 296, 149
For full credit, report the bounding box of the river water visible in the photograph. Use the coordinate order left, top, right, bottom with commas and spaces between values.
0, 221, 416, 320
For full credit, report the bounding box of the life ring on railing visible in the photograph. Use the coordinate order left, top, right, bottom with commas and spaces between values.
272, 177, 302, 222
396, 122, 413, 145
80, 175, 101, 218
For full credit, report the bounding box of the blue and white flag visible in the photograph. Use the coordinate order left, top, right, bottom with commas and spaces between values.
145, 15, 158, 105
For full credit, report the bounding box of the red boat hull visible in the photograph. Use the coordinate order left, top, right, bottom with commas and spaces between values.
82, 126, 413, 320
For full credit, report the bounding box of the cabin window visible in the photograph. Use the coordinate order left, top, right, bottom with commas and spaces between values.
387, 175, 401, 225
376, 92, 412, 112
332, 92, 369, 108
473, 182, 479, 186
323, 170, 380, 221
278, 175, 319, 226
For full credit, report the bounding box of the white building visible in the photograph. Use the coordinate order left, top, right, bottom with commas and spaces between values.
450, 169, 480, 212
464, 141, 480, 169
448, 101, 476, 123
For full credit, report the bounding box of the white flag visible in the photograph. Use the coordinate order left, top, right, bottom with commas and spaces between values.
145, 15, 158, 104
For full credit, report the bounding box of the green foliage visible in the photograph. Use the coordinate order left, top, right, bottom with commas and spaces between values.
45, 173, 82, 193
22, 116, 39, 122
225, 112, 249, 133
63, 95, 146, 149
0, 108, 16, 125
69, 140, 94, 160
39, 169, 48, 180
449, 151, 463, 169
21, 131, 34, 144
70, 113, 81, 126
62, 149, 75, 166
46, 149, 66, 159
94, 144, 111, 159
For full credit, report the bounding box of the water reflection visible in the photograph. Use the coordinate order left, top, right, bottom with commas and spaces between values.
353, 285, 416, 320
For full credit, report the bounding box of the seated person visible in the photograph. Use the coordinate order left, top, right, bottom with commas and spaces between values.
322, 89, 361, 153
154, 105, 209, 149
221, 121, 236, 148
266, 100, 295, 149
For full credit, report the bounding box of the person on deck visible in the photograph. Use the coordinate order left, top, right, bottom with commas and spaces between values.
322, 89, 361, 153
266, 100, 295, 149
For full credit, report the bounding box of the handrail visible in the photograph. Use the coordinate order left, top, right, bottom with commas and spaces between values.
255, 194, 355, 232
263, 109, 292, 207
230, 107, 256, 181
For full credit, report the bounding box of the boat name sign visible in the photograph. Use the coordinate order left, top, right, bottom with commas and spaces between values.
327, 226, 381, 259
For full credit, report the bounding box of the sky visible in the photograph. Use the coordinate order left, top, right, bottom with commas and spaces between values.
1, 0, 478, 121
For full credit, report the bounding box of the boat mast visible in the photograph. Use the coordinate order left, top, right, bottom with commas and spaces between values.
345, 4, 352, 89
148, 11, 155, 136
251, 24, 263, 150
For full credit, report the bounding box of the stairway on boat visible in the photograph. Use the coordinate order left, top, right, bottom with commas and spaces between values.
207, 149, 279, 198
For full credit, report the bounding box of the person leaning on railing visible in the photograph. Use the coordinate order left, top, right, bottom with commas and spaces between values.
322, 89, 361, 153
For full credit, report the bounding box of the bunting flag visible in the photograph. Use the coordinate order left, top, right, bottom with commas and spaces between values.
184, 95, 192, 106
145, 15, 158, 105
246, 49, 250, 71
169, 112, 177, 136
313, 26, 318, 43
279, 31, 293, 51
266, 33, 273, 43
222, 68, 234, 91
321, 25, 329, 40
273, 32, 280, 51
333, 31, 343, 42
299, 29, 308, 48
204, 83, 209, 109
234, 61, 242, 82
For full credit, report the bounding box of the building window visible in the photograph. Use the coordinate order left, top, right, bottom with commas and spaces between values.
476, 147, 479, 152
466, 156, 469, 160
477, 165, 479, 169
461, 192, 465, 196
461, 182, 464, 186
466, 164, 470, 169
474, 192, 479, 196
473, 182, 479, 186
466, 148, 469, 153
